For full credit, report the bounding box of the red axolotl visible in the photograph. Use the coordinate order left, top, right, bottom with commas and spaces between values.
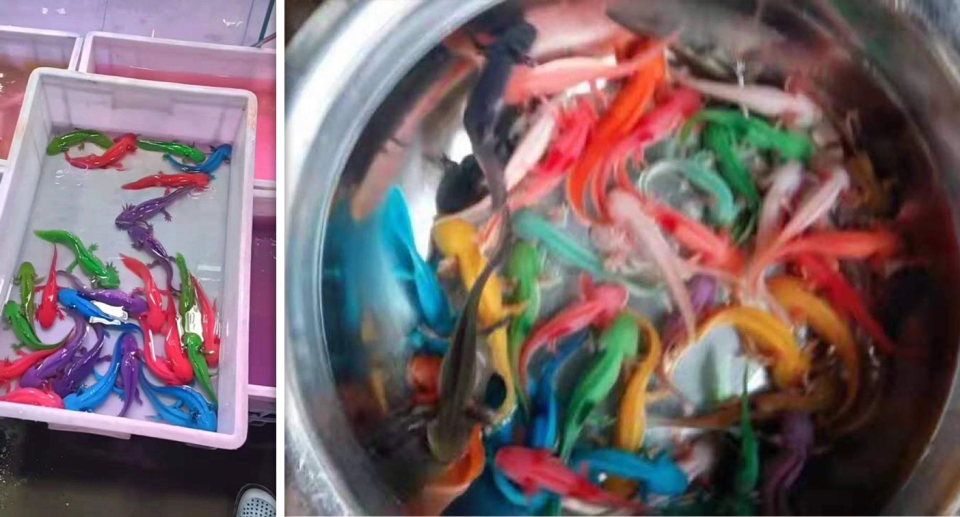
163, 295, 194, 384
35, 245, 64, 329
64, 133, 137, 170
518, 275, 627, 395
0, 387, 64, 409
122, 171, 211, 193
0, 348, 60, 390
495, 446, 646, 512
140, 315, 181, 386
191, 275, 221, 367
121, 254, 166, 333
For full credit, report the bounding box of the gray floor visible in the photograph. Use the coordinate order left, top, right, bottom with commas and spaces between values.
0, 420, 275, 516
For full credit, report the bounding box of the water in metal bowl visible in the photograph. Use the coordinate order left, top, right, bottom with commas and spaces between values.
286, 1, 960, 514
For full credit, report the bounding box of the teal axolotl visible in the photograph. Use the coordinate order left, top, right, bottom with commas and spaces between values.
34, 230, 119, 288
511, 210, 657, 298
558, 312, 639, 461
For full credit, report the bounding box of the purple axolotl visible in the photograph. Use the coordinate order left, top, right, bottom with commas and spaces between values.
117, 331, 141, 417
124, 223, 178, 294
114, 187, 192, 229
51, 323, 106, 397
57, 270, 148, 316
20, 312, 87, 389
762, 411, 815, 516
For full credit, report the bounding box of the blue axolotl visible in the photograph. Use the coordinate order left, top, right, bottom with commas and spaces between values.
381, 186, 454, 335
63, 333, 122, 412
57, 289, 141, 334
163, 143, 231, 176
139, 363, 217, 431
529, 331, 588, 451
569, 448, 690, 497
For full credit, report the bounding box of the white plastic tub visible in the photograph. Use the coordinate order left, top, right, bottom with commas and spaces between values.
0, 68, 255, 449
78, 31, 277, 187
0, 26, 83, 169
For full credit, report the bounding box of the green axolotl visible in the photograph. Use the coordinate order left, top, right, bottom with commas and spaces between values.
136, 139, 206, 163
2, 301, 63, 351
183, 332, 217, 404
723, 370, 759, 516
45, 130, 114, 155
34, 230, 119, 289
13, 261, 41, 322
505, 240, 542, 409
557, 312, 639, 461
175, 253, 196, 318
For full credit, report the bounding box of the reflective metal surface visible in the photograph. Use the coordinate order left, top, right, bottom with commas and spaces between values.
286, 1, 960, 514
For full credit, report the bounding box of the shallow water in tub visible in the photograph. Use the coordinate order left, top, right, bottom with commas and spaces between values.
0, 133, 231, 424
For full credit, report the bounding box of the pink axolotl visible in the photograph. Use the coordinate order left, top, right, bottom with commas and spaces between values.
495, 446, 646, 512
0, 387, 64, 409
477, 97, 597, 251
0, 348, 59, 390
518, 274, 627, 394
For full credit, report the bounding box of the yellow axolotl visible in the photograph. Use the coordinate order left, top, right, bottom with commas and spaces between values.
432, 217, 523, 423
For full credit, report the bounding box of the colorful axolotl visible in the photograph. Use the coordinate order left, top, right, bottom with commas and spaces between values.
139, 363, 217, 431
184, 332, 217, 404
381, 186, 453, 335
64, 132, 137, 170
117, 331, 142, 417
13, 261, 41, 323
505, 240, 543, 405
114, 187, 193, 229
0, 347, 60, 390
558, 312, 639, 461
57, 290, 140, 334
495, 446, 646, 512
136, 139, 206, 163
63, 337, 122, 413
463, 22, 537, 214
3, 301, 65, 351
431, 217, 520, 423
120, 255, 166, 332
570, 449, 689, 497
762, 411, 814, 516
50, 323, 105, 398
124, 224, 178, 294
174, 253, 197, 318
427, 238, 509, 464
163, 143, 231, 176
140, 314, 180, 386
34, 230, 120, 289
511, 209, 655, 298
19, 311, 86, 390
0, 388, 65, 409
35, 246, 64, 328
191, 275, 220, 367
163, 296, 194, 384
46, 129, 114, 155
529, 331, 588, 451
724, 371, 760, 516
57, 270, 148, 316
122, 171, 211, 192
518, 274, 627, 397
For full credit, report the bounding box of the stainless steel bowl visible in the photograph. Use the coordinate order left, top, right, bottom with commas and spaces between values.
286, 1, 960, 514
